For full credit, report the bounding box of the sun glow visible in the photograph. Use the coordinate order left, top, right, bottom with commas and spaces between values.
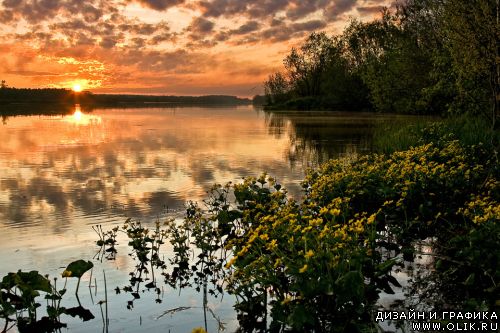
66, 105, 103, 126
72, 84, 82, 92
73, 105, 83, 122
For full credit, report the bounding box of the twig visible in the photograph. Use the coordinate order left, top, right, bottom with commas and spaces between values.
156, 306, 192, 320
103, 270, 109, 332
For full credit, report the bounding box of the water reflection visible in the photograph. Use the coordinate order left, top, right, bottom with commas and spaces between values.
0, 106, 302, 235
263, 110, 378, 168
0, 106, 425, 236
66, 104, 102, 127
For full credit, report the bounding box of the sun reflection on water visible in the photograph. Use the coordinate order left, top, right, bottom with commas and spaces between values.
66, 104, 102, 126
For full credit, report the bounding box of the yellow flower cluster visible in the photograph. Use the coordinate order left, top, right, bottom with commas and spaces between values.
220, 140, 498, 327
460, 195, 500, 224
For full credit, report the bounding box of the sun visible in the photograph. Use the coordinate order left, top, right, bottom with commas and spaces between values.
72, 84, 82, 92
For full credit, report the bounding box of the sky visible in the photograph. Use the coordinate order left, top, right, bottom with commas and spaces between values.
0, 0, 393, 97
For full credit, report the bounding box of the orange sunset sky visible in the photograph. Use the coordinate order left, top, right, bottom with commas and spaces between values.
1, 0, 393, 97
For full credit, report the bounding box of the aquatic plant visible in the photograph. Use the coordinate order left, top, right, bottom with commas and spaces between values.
0, 267, 95, 333
62, 260, 93, 296
94, 135, 498, 332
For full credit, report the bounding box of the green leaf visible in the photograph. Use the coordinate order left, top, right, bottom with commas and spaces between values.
62, 260, 93, 278
464, 273, 475, 286
376, 259, 397, 276
64, 306, 95, 321
336, 270, 364, 303
2, 271, 52, 296
387, 275, 402, 288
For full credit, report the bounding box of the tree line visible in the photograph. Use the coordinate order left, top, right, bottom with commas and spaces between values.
264, 0, 499, 128
0, 84, 251, 106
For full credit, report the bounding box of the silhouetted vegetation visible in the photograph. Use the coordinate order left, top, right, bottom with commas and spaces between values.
86, 94, 251, 106
265, 0, 499, 129
0, 86, 82, 105
252, 94, 266, 106
0, 85, 251, 111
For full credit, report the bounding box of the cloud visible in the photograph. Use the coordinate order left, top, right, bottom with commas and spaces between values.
324, 0, 357, 20
114, 48, 214, 74
187, 16, 215, 34
245, 19, 327, 43
9, 9, 173, 52
185, 16, 216, 47
231, 20, 260, 35
195, 0, 291, 20
0, 0, 395, 95
0, 0, 108, 24
195, 0, 363, 23
5, 70, 58, 76
285, 0, 329, 21
357, 5, 385, 15
196, 0, 248, 18
132, 0, 185, 11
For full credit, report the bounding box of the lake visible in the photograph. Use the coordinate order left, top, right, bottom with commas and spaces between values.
0, 105, 414, 332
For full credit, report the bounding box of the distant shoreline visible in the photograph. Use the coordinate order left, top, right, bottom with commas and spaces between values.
0, 87, 253, 110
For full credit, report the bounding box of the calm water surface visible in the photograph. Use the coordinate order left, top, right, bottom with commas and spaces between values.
0, 105, 410, 332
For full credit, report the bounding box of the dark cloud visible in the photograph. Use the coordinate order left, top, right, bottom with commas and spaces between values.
270, 17, 284, 27
246, 0, 289, 19
196, 0, 290, 20
357, 5, 385, 15
231, 20, 260, 35
250, 19, 327, 43
324, 0, 357, 20
185, 16, 216, 47
204, 20, 260, 45
195, 0, 359, 23
116, 48, 213, 73
132, 0, 185, 11
12, 9, 173, 51
291, 19, 327, 32
5, 70, 58, 76
188, 16, 215, 34
99, 35, 122, 49
285, 0, 329, 21
149, 32, 177, 45
0, 0, 107, 24
197, 0, 247, 18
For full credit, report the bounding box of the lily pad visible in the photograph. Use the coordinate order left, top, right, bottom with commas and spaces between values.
62, 260, 93, 278
64, 305, 95, 321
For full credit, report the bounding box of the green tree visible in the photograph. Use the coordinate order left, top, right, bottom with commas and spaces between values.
438, 0, 499, 128
283, 32, 335, 98
342, 9, 435, 114
264, 72, 289, 105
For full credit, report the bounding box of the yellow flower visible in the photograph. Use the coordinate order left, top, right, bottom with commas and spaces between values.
302, 226, 313, 233
248, 233, 258, 243
330, 208, 341, 216
237, 245, 249, 257
304, 250, 314, 259
274, 258, 282, 268
319, 225, 330, 239
225, 256, 237, 268
191, 328, 207, 333
299, 264, 308, 273
260, 234, 269, 241
266, 239, 278, 251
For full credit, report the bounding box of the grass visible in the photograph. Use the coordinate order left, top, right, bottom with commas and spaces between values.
373, 115, 499, 154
